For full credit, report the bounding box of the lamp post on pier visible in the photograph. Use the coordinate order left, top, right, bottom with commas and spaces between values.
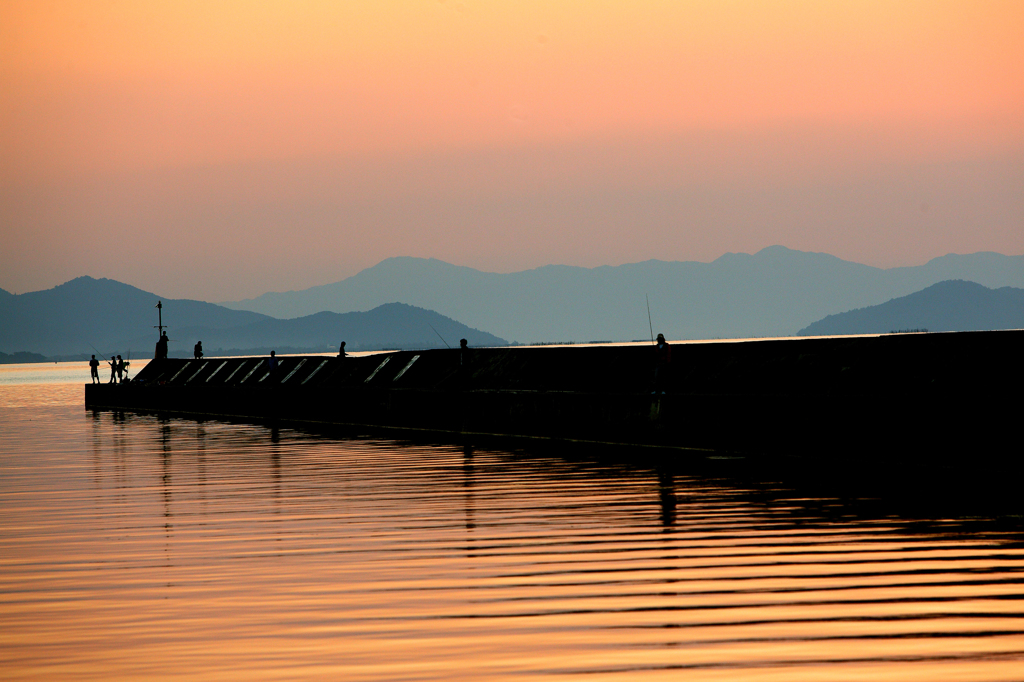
155, 301, 164, 337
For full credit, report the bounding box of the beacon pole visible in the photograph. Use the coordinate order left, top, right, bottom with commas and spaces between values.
155, 301, 164, 337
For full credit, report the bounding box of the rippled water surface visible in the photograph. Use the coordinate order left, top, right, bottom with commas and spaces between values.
2, 378, 1024, 680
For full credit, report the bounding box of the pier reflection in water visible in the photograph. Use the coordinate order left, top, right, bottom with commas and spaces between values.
1, 384, 1023, 681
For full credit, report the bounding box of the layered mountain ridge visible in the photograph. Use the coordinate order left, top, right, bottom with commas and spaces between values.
0, 278, 505, 359
221, 247, 1024, 342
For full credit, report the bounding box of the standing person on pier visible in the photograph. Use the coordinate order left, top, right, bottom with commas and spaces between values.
89, 355, 100, 384
108, 356, 117, 383
653, 333, 672, 394
115, 355, 125, 383
155, 332, 168, 360
194, 341, 203, 360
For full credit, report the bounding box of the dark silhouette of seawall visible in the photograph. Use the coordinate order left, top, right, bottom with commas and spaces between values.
85, 330, 1023, 464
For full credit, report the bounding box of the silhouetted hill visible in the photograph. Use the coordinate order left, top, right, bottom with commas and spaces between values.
0, 351, 48, 365
173, 303, 505, 355
221, 247, 1024, 342
0, 276, 271, 357
798, 280, 1024, 336
0, 278, 505, 358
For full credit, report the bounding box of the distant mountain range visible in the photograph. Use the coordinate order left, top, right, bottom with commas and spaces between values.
799, 280, 1024, 336
221, 247, 1024, 343
0, 277, 505, 360
0, 351, 47, 364
4, 247, 1023, 360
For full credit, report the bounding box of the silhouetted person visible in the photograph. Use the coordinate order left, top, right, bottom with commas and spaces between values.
89, 355, 100, 383
460, 338, 468, 366
338, 341, 346, 358
194, 341, 203, 360
155, 332, 168, 360
653, 333, 671, 394
268, 350, 278, 372
108, 356, 117, 383
115, 355, 125, 383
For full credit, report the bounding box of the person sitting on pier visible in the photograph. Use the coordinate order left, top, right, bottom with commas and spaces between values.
460, 338, 469, 366
268, 350, 278, 372
89, 355, 100, 384
108, 356, 117, 383
653, 333, 672, 394
194, 341, 203, 360
338, 341, 346, 358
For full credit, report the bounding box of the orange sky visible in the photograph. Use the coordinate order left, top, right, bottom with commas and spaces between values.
2, 1, 1022, 299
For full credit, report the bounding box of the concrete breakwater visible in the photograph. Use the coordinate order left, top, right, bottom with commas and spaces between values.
85, 330, 1023, 460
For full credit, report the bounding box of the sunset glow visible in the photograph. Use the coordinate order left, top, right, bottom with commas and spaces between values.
2, 1, 1022, 299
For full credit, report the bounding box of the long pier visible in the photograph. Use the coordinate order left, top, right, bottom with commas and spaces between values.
85, 330, 1023, 461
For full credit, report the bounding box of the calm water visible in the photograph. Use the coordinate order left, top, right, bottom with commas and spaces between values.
2, 371, 1024, 681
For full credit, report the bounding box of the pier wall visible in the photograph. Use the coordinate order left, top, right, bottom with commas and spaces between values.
84, 330, 1024, 460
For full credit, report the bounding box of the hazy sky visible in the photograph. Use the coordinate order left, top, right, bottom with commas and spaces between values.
2, 1, 1022, 301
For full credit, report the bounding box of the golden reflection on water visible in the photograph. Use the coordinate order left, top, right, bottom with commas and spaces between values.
1, 383, 1023, 680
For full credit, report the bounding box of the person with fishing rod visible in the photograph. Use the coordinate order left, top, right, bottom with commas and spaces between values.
89, 355, 100, 384
107, 356, 118, 383
645, 295, 672, 394
115, 355, 127, 383
653, 333, 672, 395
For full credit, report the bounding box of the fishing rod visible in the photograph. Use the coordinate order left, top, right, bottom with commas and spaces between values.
428, 323, 452, 349
646, 294, 655, 345
86, 341, 108, 359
